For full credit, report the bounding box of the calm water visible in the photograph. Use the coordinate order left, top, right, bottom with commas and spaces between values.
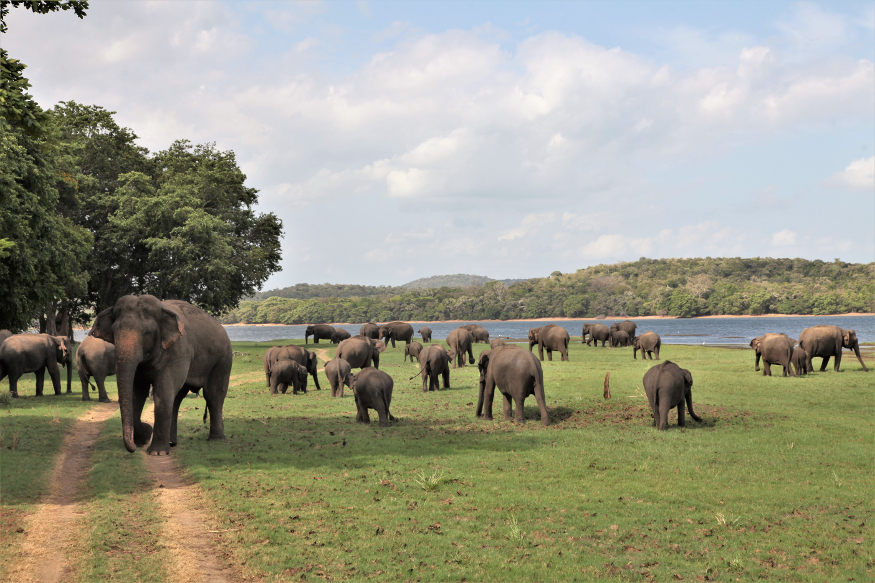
181, 315, 875, 346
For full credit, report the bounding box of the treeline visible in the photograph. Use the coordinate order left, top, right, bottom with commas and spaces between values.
256, 283, 406, 300
221, 257, 874, 324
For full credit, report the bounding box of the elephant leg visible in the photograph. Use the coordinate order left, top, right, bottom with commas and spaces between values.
8, 374, 19, 397
658, 397, 671, 431
833, 352, 842, 372
647, 396, 658, 427
482, 376, 496, 420
562, 348, 568, 362
79, 369, 91, 401
169, 387, 189, 447
376, 404, 390, 427
538, 345, 545, 361
95, 375, 111, 403
677, 399, 686, 427
148, 386, 176, 455
280, 382, 288, 394
421, 372, 429, 393
132, 376, 153, 446
763, 362, 771, 376
47, 362, 62, 395
442, 369, 450, 389
819, 356, 830, 371
513, 394, 526, 423
35, 366, 46, 396
502, 392, 514, 421
204, 365, 229, 441
546, 349, 553, 361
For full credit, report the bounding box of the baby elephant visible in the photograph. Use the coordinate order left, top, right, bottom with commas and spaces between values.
344, 368, 395, 427
324, 358, 352, 397
791, 347, 811, 376
643, 361, 702, 431
404, 341, 424, 363
270, 360, 309, 395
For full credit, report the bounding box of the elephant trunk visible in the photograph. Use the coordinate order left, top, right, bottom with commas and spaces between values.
114, 331, 144, 453
852, 343, 868, 372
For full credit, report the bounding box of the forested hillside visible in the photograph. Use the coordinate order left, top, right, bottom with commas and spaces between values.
255, 283, 405, 300
402, 274, 492, 288
222, 257, 874, 324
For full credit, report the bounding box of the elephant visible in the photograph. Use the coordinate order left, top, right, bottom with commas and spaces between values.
633, 332, 661, 360
266, 345, 322, 391
76, 334, 115, 402
0, 333, 72, 398
529, 324, 569, 361
90, 295, 232, 454
270, 360, 309, 395
404, 341, 423, 363
490, 338, 507, 348
305, 324, 335, 344
418, 326, 432, 343
610, 320, 638, 339
336, 336, 386, 369
798, 325, 868, 372
263, 346, 281, 387
0, 329, 11, 346
791, 347, 811, 376
470, 328, 490, 344
379, 321, 414, 348
324, 358, 352, 397
331, 328, 351, 344
749, 333, 796, 377
461, 324, 484, 332
343, 368, 395, 427
359, 323, 380, 339
415, 344, 455, 392
582, 323, 610, 347
446, 327, 475, 368
477, 345, 550, 426
610, 330, 632, 348
643, 361, 702, 431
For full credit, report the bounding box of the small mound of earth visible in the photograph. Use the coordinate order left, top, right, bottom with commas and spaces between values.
548, 401, 758, 430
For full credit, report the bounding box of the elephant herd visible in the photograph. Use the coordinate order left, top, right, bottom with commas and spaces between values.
581, 321, 662, 360
749, 325, 868, 377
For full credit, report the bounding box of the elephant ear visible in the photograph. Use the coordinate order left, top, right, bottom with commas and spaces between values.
682, 369, 693, 388
160, 306, 186, 350
373, 340, 387, 353
91, 307, 115, 343
478, 350, 491, 372
842, 330, 852, 347
447, 349, 456, 360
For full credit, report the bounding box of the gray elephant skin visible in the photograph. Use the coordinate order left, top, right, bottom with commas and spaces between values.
331, 328, 351, 344
477, 345, 550, 426
77, 334, 116, 402
0, 333, 72, 397
418, 327, 432, 343
791, 347, 811, 376
270, 360, 309, 395
446, 328, 475, 368
91, 295, 232, 454
583, 323, 610, 347
336, 336, 386, 369
264, 345, 322, 390
643, 361, 702, 431
610, 330, 631, 347
633, 332, 661, 360
404, 341, 423, 363
344, 368, 395, 426
305, 324, 335, 344
611, 320, 638, 339
416, 344, 455, 392
324, 358, 352, 397
359, 323, 380, 339
0, 329, 11, 346
529, 324, 569, 361
490, 338, 507, 348
379, 321, 414, 348
798, 325, 868, 372
470, 328, 490, 344
749, 333, 796, 377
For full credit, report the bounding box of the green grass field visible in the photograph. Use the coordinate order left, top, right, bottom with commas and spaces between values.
1, 338, 872, 582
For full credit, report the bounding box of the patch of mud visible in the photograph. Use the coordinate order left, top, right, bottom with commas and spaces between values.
548, 400, 759, 430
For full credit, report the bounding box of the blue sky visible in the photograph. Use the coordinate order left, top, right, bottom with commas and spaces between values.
7, 0, 874, 287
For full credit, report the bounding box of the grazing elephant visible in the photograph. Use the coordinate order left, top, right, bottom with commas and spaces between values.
90, 295, 232, 454
379, 321, 414, 348
270, 360, 308, 395
331, 328, 351, 344
791, 347, 811, 376
749, 333, 795, 377
610, 330, 631, 348
0, 329, 11, 346
336, 336, 386, 369
611, 320, 638, 339
446, 328, 475, 368
0, 334, 73, 398
76, 334, 115, 402
344, 368, 395, 427
404, 341, 423, 363
490, 338, 507, 348
583, 323, 610, 347
477, 345, 550, 426
470, 328, 490, 344
529, 324, 569, 361
305, 324, 335, 344
267, 345, 322, 390
415, 344, 455, 392
324, 358, 352, 397
633, 332, 661, 360
643, 361, 701, 431
798, 325, 868, 372
418, 326, 432, 343
359, 323, 380, 339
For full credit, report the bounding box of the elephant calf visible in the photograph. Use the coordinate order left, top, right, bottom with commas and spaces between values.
76, 334, 116, 402
344, 368, 395, 427
418, 327, 432, 343
633, 332, 661, 360
791, 347, 811, 376
404, 341, 423, 363
270, 360, 309, 395
331, 328, 351, 344
610, 330, 631, 347
324, 358, 352, 397
643, 361, 702, 431
750, 333, 796, 377
416, 344, 455, 392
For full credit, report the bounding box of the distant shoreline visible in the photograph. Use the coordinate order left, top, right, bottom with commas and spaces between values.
224, 312, 874, 327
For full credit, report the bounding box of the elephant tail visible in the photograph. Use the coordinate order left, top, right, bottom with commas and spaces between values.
381, 391, 393, 422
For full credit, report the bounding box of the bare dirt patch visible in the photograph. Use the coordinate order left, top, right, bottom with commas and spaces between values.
8, 402, 118, 583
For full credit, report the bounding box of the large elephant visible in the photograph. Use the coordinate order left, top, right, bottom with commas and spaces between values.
359, 323, 380, 339
344, 368, 395, 427
270, 360, 308, 395
415, 344, 455, 392
305, 324, 335, 344
582, 323, 610, 347
418, 327, 432, 343
643, 361, 701, 431
76, 334, 115, 402
610, 320, 638, 339
610, 330, 631, 348
404, 341, 423, 363
91, 295, 232, 454
477, 345, 550, 426
0, 333, 72, 398
749, 333, 795, 377
379, 321, 414, 348
798, 325, 868, 372
336, 336, 386, 369
330, 328, 351, 344
529, 324, 569, 361
791, 347, 811, 376
324, 358, 352, 397
446, 327, 475, 368
633, 332, 661, 360
267, 345, 322, 390
263, 346, 281, 387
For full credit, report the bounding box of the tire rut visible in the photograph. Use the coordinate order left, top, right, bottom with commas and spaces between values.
9, 402, 119, 583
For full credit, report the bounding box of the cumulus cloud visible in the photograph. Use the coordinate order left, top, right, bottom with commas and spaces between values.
771, 229, 797, 246
825, 156, 875, 191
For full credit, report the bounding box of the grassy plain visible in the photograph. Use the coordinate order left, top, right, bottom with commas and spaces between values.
1, 338, 872, 582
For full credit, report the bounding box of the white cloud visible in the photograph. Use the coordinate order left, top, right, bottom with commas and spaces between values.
825, 156, 875, 191
771, 229, 797, 246
498, 213, 555, 240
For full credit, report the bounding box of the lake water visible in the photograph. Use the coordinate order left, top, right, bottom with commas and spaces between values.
188, 315, 875, 346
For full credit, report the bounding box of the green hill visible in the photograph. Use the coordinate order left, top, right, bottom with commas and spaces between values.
402, 274, 493, 288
